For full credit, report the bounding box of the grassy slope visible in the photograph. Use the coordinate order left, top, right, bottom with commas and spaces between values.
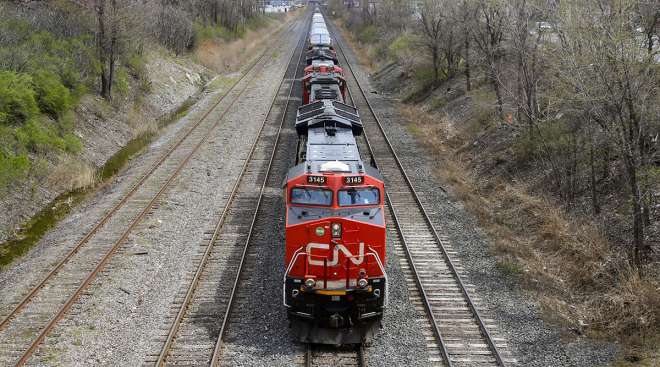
0, 8, 297, 268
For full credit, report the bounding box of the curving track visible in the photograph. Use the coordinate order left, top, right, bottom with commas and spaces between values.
0, 18, 301, 367
327, 17, 515, 367
147, 14, 311, 367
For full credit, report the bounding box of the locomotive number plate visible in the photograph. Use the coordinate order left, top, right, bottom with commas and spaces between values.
307, 175, 327, 185
343, 176, 364, 185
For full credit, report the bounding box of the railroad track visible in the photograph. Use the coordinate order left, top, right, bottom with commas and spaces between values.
147, 14, 310, 367
0, 18, 302, 367
328, 18, 514, 367
304, 344, 365, 367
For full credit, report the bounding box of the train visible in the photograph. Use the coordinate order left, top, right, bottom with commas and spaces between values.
283, 12, 387, 345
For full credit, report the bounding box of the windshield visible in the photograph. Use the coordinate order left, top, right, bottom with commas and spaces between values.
338, 188, 380, 206
291, 187, 333, 206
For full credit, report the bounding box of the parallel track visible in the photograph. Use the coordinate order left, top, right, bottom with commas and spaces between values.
304, 344, 365, 367
149, 14, 310, 367
328, 18, 512, 367
0, 18, 301, 367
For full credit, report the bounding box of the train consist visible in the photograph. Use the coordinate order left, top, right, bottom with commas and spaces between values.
283, 12, 387, 345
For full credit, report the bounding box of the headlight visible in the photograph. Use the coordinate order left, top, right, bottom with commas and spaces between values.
357, 278, 368, 288
305, 278, 316, 288
331, 222, 342, 238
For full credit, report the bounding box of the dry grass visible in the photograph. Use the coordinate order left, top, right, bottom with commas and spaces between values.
333, 18, 377, 72
334, 15, 659, 363
127, 107, 158, 137
194, 13, 297, 73
48, 158, 96, 192
401, 102, 660, 365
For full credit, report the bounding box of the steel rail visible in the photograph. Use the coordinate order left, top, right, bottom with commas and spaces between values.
305, 344, 313, 367
155, 15, 308, 367
341, 56, 453, 367
0, 20, 298, 337
329, 18, 506, 367
10, 19, 302, 367
208, 14, 311, 367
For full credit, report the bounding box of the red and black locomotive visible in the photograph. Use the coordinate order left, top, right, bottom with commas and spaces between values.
283, 12, 387, 345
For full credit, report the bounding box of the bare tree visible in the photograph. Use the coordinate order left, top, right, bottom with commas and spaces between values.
510, 0, 544, 131
417, 0, 446, 84
472, 0, 507, 118
637, 1, 659, 54
457, 0, 476, 91
157, 2, 193, 55
554, 0, 658, 269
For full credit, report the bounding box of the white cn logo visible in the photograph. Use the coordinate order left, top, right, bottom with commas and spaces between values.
306, 242, 365, 266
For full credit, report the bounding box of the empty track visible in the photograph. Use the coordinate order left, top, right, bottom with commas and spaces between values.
328, 17, 514, 367
0, 18, 302, 367
304, 344, 365, 367
147, 14, 310, 367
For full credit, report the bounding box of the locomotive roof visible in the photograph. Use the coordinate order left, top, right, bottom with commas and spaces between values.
286, 147, 383, 182
310, 60, 336, 68
309, 35, 332, 47
286, 125, 382, 179
310, 84, 343, 103
296, 100, 362, 135
308, 128, 359, 163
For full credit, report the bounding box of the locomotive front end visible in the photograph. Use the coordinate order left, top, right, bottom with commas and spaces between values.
284, 171, 386, 345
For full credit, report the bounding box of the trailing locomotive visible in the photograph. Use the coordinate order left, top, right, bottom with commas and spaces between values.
283, 12, 387, 345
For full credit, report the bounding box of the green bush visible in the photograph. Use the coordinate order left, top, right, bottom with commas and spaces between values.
389, 33, 413, 60
113, 67, 130, 97
246, 15, 271, 31
0, 151, 30, 188
413, 66, 436, 85
358, 25, 378, 44
0, 71, 39, 125
22, 32, 93, 97
16, 119, 66, 155
62, 132, 82, 153
513, 120, 572, 164
194, 22, 235, 44
127, 54, 147, 80
32, 70, 72, 118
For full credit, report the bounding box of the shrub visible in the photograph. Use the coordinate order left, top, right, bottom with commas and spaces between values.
513, 120, 572, 164
0, 151, 30, 188
358, 25, 378, 44
0, 71, 39, 125
246, 15, 271, 31
389, 33, 413, 60
158, 7, 194, 54
32, 69, 72, 118
127, 54, 147, 80
193, 22, 234, 45
62, 132, 82, 154
15, 118, 66, 155
113, 67, 130, 97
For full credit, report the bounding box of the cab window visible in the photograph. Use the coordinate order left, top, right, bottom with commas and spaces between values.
338, 188, 380, 206
291, 187, 333, 206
